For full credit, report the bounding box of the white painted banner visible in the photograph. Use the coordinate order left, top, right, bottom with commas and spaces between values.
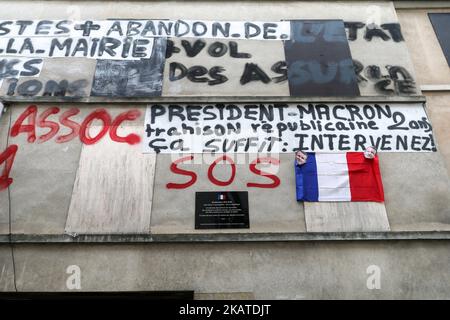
143, 103, 436, 153
0, 19, 289, 60
0, 37, 155, 60
0, 20, 291, 40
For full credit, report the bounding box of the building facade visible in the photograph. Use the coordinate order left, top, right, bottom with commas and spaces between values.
0, 1, 449, 299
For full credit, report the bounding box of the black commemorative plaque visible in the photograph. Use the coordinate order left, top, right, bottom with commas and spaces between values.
195, 192, 249, 229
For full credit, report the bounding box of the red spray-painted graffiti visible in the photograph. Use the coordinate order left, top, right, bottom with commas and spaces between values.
2, 107, 282, 192
166, 155, 280, 189
0, 144, 18, 191
10, 105, 142, 145
207, 155, 237, 187
166, 155, 198, 189
247, 157, 280, 188
0, 105, 142, 191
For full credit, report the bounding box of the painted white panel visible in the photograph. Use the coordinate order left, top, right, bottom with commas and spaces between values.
65, 128, 155, 234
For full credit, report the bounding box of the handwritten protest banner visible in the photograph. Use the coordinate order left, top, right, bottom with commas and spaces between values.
0, 20, 290, 40
143, 103, 436, 153
0, 20, 290, 60
0, 36, 155, 60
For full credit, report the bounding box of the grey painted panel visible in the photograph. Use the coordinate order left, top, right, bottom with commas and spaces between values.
162, 38, 289, 96
380, 152, 450, 231
8, 105, 84, 234
0, 58, 96, 98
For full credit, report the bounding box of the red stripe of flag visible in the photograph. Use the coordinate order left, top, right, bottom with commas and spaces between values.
346, 152, 384, 202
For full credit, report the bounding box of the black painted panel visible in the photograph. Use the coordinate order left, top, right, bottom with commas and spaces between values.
91, 37, 166, 97
284, 20, 360, 97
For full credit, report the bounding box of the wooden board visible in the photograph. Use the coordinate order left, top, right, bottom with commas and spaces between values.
304, 202, 390, 232
65, 127, 155, 234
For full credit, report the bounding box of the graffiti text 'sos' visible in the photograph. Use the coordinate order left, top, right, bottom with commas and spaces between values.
167, 155, 281, 189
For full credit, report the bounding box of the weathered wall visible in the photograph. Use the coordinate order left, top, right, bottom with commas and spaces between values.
1, 1, 444, 237
397, 8, 450, 173
0, 241, 449, 299
1, 103, 449, 236
425, 93, 450, 172
0, 107, 9, 235
397, 8, 450, 86
0, 1, 420, 98
0, 1, 449, 298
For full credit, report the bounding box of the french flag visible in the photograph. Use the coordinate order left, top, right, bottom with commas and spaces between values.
295, 153, 384, 202
218, 193, 227, 201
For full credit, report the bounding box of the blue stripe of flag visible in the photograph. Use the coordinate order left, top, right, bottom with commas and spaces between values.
295, 153, 319, 202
